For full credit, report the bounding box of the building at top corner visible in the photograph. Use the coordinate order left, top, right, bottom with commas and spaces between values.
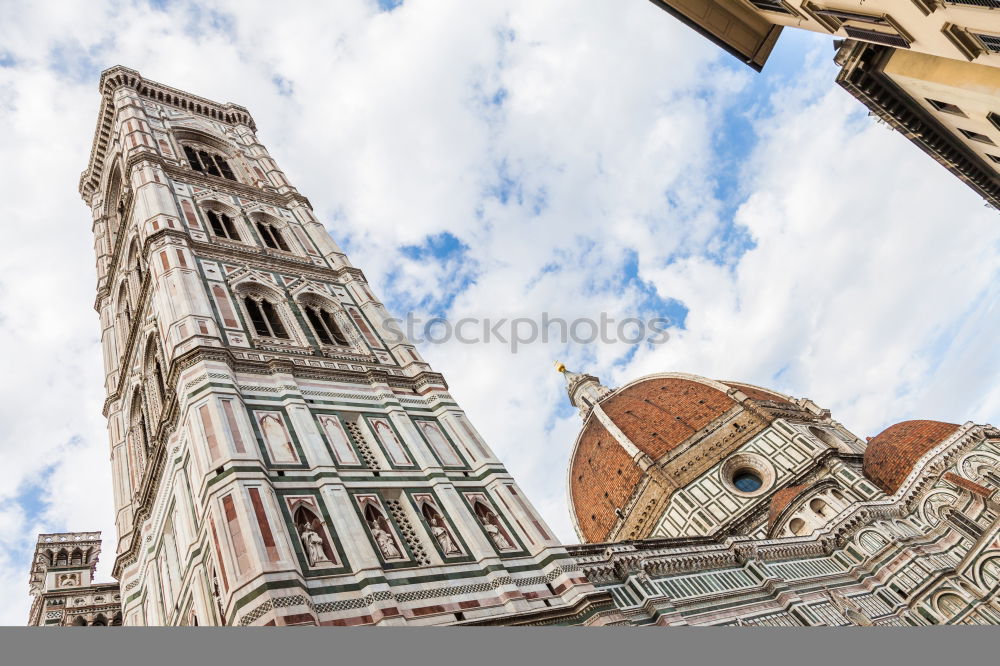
52, 65, 624, 627
27, 532, 122, 626
556, 364, 1000, 625
644, 0, 1000, 209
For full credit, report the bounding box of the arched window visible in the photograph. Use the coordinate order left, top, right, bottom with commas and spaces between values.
302, 303, 348, 346
830, 488, 846, 502
242, 295, 289, 339
809, 498, 829, 517
936, 593, 965, 620
91, 614, 107, 626
858, 530, 889, 553
125, 238, 141, 290
129, 392, 149, 488
979, 557, 1000, 588
106, 167, 124, 243
71, 616, 87, 626
117, 283, 132, 333
56, 550, 68, 566
205, 210, 241, 241
183, 145, 237, 181
788, 517, 807, 536
256, 221, 290, 251
154, 360, 166, 400
143, 337, 166, 421
70, 549, 83, 566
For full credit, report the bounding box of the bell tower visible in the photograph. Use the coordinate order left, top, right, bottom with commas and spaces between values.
27, 532, 122, 626
78, 66, 619, 626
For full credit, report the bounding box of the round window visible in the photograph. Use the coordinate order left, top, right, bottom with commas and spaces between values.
732, 470, 763, 493
720, 452, 775, 496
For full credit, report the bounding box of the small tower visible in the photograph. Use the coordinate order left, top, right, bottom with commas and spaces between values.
555, 362, 612, 418
27, 532, 121, 626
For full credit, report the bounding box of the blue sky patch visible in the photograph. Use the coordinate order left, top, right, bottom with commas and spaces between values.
272, 74, 294, 97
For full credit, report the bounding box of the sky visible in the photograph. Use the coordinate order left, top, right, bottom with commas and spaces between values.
0, 0, 998, 625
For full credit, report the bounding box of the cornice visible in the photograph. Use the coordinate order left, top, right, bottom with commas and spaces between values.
81, 65, 259, 204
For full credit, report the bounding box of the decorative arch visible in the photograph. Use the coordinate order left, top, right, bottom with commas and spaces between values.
127, 388, 150, 489
124, 235, 142, 279
959, 452, 1000, 483
142, 334, 167, 422
809, 497, 830, 517
920, 490, 958, 525
71, 615, 87, 626
105, 161, 125, 241
974, 555, 1000, 589
115, 280, 133, 339
788, 517, 807, 536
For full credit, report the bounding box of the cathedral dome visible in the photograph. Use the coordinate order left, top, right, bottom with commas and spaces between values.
566, 372, 803, 543
862, 420, 960, 494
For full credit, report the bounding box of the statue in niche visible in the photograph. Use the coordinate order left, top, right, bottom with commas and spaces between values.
367, 517, 402, 560
299, 523, 333, 567
294, 505, 334, 566
473, 501, 513, 550
211, 569, 225, 621
429, 514, 459, 555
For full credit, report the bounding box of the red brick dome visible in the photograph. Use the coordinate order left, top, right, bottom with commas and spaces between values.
862, 420, 960, 494
569, 375, 737, 543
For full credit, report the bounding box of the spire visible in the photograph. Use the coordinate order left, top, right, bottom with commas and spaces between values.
555, 361, 613, 418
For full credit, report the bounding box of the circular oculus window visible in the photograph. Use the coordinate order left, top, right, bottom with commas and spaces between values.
720, 453, 775, 497
732, 470, 763, 493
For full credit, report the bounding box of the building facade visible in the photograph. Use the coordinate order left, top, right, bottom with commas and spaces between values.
647, 0, 1000, 209
559, 366, 1000, 625
648, 0, 1000, 70
69, 66, 618, 626
835, 39, 1000, 208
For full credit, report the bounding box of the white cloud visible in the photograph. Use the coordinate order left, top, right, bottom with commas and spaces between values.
0, 0, 996, 625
